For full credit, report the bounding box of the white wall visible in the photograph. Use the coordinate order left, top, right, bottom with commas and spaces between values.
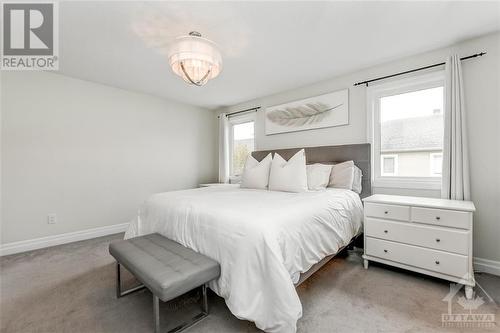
218, 32, 500, 262
1, 71, 217, 244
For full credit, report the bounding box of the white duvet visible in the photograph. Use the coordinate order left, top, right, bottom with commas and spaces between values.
125, 186, 363, 333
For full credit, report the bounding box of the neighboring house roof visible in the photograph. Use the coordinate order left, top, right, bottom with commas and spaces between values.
381, 114, 443, 152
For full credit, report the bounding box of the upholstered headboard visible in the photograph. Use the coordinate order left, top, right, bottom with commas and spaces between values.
251, 143, 372, 199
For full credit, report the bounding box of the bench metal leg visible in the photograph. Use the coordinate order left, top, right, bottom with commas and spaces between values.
153, 295, 161, 333
116, 262, 146, 298
153, 283, 210, 333
202, 283, 208, 314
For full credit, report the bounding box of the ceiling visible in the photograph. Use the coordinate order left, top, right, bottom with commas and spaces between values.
59, 1, 500, 109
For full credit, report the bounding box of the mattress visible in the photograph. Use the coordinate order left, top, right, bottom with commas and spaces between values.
125, 186, 363, 333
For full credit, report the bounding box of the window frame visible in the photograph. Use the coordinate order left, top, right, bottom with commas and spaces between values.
367, 71, 444, 190
228, 113, 256, 177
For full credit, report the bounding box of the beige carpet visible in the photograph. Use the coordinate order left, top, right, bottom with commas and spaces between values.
1, 234, 498, 333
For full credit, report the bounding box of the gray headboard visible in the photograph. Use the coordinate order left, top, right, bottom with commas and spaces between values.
251, 143, 372, 199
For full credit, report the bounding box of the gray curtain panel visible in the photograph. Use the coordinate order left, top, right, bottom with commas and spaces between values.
218, 113, 230, 183
441, 55, 471, 200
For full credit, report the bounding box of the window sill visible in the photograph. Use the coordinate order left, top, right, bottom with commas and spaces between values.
373, 177, 442, 190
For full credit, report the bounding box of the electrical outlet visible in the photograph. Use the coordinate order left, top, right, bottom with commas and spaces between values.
47, 213, 57, 224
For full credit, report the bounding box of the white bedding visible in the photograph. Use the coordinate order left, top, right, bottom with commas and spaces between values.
125, 186, 363, 333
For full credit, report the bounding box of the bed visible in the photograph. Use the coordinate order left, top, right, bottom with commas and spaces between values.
125, 144, 371, 333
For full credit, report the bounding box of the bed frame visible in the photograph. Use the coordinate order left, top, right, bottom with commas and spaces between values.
251, 143, 371, 286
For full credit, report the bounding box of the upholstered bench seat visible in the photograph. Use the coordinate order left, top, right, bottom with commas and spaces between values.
109, 233, 220, 333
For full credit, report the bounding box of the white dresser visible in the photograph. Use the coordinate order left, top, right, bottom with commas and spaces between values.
362, 194, 476, 299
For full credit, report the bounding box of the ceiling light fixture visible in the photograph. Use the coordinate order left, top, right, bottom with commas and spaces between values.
168, 31, 222, 86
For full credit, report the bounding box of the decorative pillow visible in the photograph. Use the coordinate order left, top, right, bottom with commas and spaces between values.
352, 166, 363, 194
306, 164, 333, 191
240, 153, 272, 190
269, 149, 308, 193
329, 160, 355, 190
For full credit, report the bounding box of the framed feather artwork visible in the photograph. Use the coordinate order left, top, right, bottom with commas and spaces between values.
265, 89, 349, 135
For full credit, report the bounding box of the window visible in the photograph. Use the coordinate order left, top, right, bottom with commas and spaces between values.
229, 114, 255, 177
368, 71, 444, 189
381, 154, 398, 176
430, 152, 443, 177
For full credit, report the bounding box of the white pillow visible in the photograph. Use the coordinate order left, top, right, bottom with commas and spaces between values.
329, 160, 355, 190
269, 149, 308, 193
240, 153, 272, 190
306, 164, 333, 191
352, 166, 363, 194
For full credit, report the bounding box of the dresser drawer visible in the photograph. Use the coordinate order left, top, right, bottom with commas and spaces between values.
411, 207, 470, 229
365, 218, 469, 255
365, 203, 410, 221
365, 237, 468, 278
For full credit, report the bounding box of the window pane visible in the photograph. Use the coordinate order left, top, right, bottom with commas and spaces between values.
383, 157, 395, 174
232, 122, 254, 175
380, 86, 443, 178
430, 153, 443, 176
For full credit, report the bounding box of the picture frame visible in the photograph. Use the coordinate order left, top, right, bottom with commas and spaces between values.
265, 89, 349, 135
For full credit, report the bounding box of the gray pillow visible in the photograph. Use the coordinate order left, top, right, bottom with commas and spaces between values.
328, 160, 355, 190
352, 166, 363, 194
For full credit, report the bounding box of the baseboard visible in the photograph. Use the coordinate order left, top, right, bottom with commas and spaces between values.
2, 226, 499, 276
474, 257, 500, 276
0, 223, 129, 256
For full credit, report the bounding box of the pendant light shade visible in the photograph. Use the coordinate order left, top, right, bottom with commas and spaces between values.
168, 32, 222, 86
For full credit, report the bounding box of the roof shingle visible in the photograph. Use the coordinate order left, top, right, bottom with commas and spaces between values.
381, 114, 443, 152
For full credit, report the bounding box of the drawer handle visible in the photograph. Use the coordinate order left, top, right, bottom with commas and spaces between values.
436, 216, 441, 220
436, 238, 441, 243
435, 260, 440, 265
383, 249, 388, 253
384, 211, 389, 214
384, 230, 388, 234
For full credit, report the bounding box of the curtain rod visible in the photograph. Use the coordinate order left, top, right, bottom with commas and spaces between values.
353, 52, 486, 87
219, 106, 261, 118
